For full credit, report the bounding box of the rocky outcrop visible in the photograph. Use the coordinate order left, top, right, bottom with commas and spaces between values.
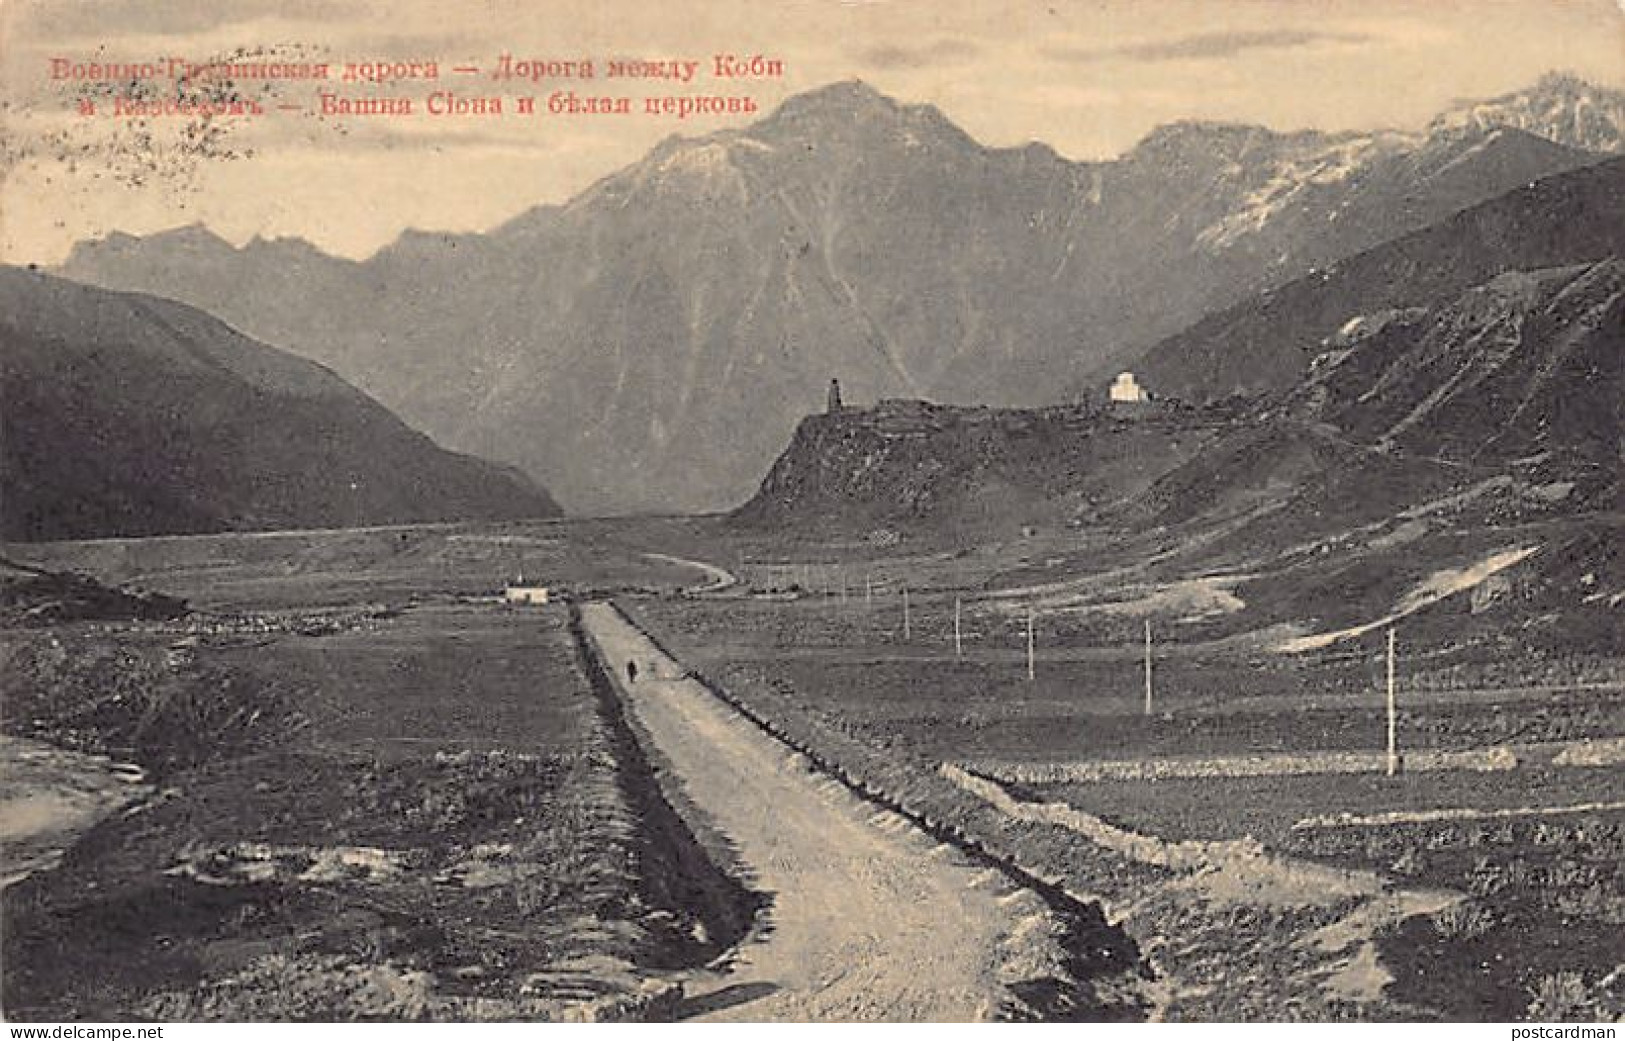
732, 399, 1232, 534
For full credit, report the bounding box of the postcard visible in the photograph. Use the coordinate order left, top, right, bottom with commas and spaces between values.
2, 0, 1622, 1026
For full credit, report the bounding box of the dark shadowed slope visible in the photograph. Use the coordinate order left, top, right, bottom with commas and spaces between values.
1117, 259, 1624, 656
0, 268, 560, 541
736, 259, 1621, 541
1135, 258, 1623, 537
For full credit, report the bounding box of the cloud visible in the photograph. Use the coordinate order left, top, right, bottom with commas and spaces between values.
12, 0, 356, 43
858, 38, 981, 70
1046, 29, 1371, 65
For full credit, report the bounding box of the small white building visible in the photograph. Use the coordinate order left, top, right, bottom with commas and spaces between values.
504, 585, 550, 605
1109, 371, 1149, 404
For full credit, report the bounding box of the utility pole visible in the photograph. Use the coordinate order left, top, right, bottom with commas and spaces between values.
839, 567, 847, 605
1144, 618, 1154, 716
1386, 627, 1399, 776
866, 573, 873, 608
954, 595, 963, 659
903, 586, 912, 640
1026, 606, 1036, 681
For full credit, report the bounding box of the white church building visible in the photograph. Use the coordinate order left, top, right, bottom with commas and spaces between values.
1109, 371, 1150, 404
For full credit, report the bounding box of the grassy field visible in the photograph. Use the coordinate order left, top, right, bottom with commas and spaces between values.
1299, 808, 1625, 1020
1, 525, 752, 1021
3, 519, 707, 611
7, 509, 1620, 1021
1020, 768, 1624, 848
622, 516, 1625, 1022
632, 595, 1623, 766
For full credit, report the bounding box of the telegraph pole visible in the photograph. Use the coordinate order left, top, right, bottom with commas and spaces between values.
954, 595, 963, 659
1026, 606, 1036, 681
1386, 627, 1399, 776
866, 573, 873, 608
1144, 618, 1154, 716
903, 586, 912, 640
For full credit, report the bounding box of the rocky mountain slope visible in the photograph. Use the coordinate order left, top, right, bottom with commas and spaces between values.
1138, 258, 1622, 528
740, 256, 1621, 539
58, 75, 1623, 514
732, 399, 1236, 535
1124, 156, 1625, 405
0, 268, 559, 541
1429, 71, 1625, 154
1127, 257, 1623, 651
732, 256, 1622, 661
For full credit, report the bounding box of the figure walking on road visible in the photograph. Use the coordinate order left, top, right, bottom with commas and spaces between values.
626, 660, 638, 684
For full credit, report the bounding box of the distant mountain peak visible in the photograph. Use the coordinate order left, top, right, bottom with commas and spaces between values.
1431, 71, 1625, 154
574, 78, 983, 210
1127, 120, 1300, 163
144, 222, 235, 247
1533, 69, 1604, 94
244, 232, 323, 253
752, 78, 972, 149
766, 78, 897, 120
66, 222, 236, 267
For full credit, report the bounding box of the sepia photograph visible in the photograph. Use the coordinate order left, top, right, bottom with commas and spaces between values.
1, 0, 1622, 1027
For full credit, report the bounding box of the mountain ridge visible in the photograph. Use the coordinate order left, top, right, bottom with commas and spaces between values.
58, 74, 1623, 514
735, 257, 1622, 539
0, 267, 561, 541
1122, 155, 1625, 405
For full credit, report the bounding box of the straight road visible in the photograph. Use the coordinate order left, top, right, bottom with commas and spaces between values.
580, 602, 1023, 1022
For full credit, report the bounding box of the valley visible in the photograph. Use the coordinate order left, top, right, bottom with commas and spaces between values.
3, 63, 1622, 1025
3, 466, 1619, 1020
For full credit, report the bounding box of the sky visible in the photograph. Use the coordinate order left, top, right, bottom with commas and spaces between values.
2, 0, 1622, 264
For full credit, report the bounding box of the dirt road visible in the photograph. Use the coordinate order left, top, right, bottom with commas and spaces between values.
639, 552, 736, 594
580, 602, 1023, 1022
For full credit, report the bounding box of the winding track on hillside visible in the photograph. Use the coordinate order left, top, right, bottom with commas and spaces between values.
579, 601, 1023, 1022
639, 552, 737, 594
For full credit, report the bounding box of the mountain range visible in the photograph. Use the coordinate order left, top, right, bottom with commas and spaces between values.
58, 73, 1625, 514
738, 136, 1624, 541
738, 247, 1623, 536
0, 268, 559, 541
737, 253, 1623, 541
733, 255, 1621, 653
1136, 257, 1622, 534
1125, 155, 1625, 404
